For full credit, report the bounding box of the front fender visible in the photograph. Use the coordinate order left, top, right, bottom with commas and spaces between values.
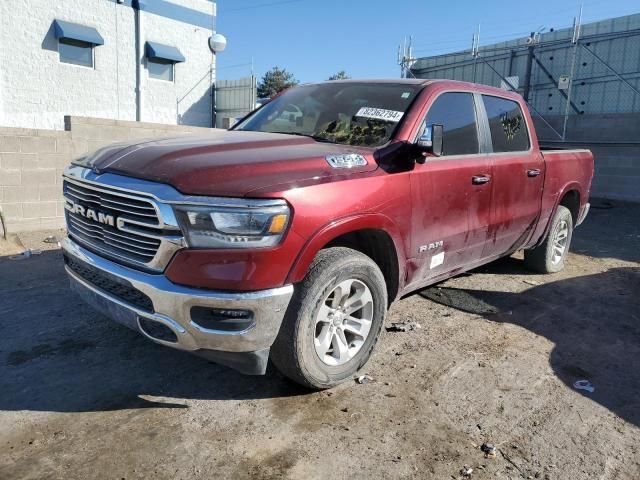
286, 213, 407, 292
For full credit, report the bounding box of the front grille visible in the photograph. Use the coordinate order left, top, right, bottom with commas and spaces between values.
63, 179, 162, 265
65, 255, 154, 312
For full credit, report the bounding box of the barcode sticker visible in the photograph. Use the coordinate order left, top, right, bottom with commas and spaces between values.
355, 107, 404, 122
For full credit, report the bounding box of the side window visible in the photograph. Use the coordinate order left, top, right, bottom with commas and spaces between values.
482, 95, 530, 152
423, 92, 479, 156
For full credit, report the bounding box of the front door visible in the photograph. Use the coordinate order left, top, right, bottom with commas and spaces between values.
408, 92, 493, 285
479, 95, 544, 258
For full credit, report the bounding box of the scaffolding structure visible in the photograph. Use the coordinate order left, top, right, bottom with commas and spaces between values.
408, 13, 640, 143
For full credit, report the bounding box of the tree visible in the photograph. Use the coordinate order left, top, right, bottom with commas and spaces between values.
257, 67, 299, 98
327, 70, 350, 81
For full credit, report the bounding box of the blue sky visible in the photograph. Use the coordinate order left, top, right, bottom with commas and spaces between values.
214, 0, 639, 83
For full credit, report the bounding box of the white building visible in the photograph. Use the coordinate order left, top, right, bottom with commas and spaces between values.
0, 0, 217, 130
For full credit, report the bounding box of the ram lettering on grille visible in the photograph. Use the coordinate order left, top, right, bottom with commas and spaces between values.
62, 178, 163, 266
65, 200, 115, 227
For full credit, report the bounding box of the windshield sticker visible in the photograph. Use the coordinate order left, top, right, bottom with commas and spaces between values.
401, 92, 411, 98
355, 107, 404, 123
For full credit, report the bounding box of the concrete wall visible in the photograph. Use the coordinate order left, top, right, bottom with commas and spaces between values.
534, 113, 640, 143
0, 0, 215, 130
588, 145, 640, 201
143, 0, 216, 127
0, 116, 221, 233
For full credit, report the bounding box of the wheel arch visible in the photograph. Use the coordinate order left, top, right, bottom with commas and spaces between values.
286, 214, 406, 304
559, 188, 580, 226
533, 183, 582, 248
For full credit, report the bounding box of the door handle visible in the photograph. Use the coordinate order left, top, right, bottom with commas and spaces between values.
472, 175, 491, 185
527, 169, 541, 177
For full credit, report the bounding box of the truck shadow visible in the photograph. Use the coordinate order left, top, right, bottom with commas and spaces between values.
0, 250, 307, 413
570, 199, 640, 263
420, 266, 640, 427
1, 251, 638, 416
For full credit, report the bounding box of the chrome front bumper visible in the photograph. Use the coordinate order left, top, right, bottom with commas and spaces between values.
63, 237, 294, 374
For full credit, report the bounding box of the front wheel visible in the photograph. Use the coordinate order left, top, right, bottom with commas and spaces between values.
524, 205, 573, 273
270, 247, 387, 389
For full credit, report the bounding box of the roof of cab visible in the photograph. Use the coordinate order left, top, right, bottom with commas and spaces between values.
423, 78, 522, 97
307, 78, 522, 97
304, 78, 431, 86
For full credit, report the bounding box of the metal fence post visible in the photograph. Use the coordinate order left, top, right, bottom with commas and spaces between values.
562, 6, 583, 140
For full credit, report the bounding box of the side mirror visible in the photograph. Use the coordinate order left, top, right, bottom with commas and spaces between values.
415, 124, 443, 163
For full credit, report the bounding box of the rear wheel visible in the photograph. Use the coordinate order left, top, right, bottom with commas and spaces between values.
271, 247, 387, 389
524, 205, 573, 273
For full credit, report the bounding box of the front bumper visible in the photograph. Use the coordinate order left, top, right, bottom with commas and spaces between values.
62, 237, 294, 374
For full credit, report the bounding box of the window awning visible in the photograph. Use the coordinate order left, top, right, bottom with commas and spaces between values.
53, 20, 104, 46
145, 41, 185, 63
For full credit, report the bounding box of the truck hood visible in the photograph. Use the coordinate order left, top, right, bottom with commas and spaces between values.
78, 131, 378, 197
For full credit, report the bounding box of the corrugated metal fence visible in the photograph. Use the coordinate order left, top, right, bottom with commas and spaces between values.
410, 13, 640, 201
411, 14, 640, 141
214, 76, 257, 128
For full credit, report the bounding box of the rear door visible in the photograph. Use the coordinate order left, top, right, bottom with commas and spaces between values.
408, 92, 493, 284
479, 95, 544, 259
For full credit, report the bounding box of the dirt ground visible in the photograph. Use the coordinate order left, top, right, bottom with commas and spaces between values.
1, 200, 639, 480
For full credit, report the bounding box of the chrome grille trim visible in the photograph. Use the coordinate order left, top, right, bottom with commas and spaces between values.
63, 167, 185, 272
62, 164, 289, 272
68, 225, 156, 262
64, 178, 160, 222
65, 183, 158, 218
69, 222, 160, 251
68, 217, 159, 254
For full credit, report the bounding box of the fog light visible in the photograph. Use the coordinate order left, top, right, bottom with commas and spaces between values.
190, 307, 254, 332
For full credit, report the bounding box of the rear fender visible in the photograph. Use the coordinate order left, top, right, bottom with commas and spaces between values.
531, 181, 583, 248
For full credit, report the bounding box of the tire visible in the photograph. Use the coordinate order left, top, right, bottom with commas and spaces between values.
271, 247, 388, 389
524, 205, 573, 273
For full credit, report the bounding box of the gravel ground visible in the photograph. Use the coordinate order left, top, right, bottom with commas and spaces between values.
1, 201, 639, 479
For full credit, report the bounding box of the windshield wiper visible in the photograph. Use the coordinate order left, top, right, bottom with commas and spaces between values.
271, 132, 335, 143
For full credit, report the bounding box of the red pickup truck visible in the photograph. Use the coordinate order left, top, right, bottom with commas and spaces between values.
62, 79, 593, 388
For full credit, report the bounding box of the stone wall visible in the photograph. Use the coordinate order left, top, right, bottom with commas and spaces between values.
0, 116, 221, 233
2, 113, 637, 235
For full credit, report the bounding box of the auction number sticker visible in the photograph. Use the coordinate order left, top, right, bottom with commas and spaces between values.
355, 107, 404, 122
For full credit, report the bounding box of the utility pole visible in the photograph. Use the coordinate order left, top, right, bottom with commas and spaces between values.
398, 36, 415, 78
522, 32, 536, 102
471, 24, 480, 82
399, 37, 406, 77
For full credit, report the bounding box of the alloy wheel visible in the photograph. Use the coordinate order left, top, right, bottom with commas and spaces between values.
551, 219, 569, 265
314, 279, 374, 366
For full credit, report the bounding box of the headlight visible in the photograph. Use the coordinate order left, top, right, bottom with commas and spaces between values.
173, 202, 290, 249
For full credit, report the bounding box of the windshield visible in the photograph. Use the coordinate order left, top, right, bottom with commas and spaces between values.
234, 83, 422, 147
